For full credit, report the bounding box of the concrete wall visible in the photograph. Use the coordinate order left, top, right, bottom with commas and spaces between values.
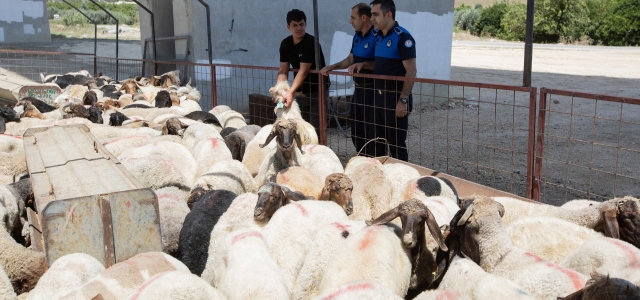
0, 0, 51, 44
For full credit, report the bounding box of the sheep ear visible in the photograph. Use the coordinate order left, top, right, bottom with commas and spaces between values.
366, 206, 400, 226
497, 202, 505, 218
557, 288, 584, 300
602, 203, 620, 239
319, 184, 331, 201
462, 226, 481, 264
259, 128, 277, 148
424, 208, 448, 252
284, 190, 310, 202
294, 132, 305, 154
457, 203, 475, 226
162, 125, 169, 135
238, 141, 246, 161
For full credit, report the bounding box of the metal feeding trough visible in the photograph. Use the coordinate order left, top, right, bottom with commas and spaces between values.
23, 124, 162, 267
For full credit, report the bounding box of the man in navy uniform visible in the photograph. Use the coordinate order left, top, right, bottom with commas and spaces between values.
321, 3, 377, 156
278, 9, 330, 132
351, 0, 416, 161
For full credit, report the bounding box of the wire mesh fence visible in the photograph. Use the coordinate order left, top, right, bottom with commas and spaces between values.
0, 50, 96, 83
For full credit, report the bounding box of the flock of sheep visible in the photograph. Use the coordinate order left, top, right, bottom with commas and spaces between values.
0, 70, 639, 300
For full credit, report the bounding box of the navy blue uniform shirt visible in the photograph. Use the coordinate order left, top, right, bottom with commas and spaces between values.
350, 26, 377, 86
373, 22, 416, 91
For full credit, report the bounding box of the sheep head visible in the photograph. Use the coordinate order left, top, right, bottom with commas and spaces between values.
601, 196, 640, 249
118, 78, 139, 95
259, 119, 304, 154
66, 103, 90, 119
187, 187, 208, 210
83, 90, 98, 106
560, 272, 640, 300
268, 81, 291, 105
162, 117, 190, 137
87, 106, 103, 124
0, 105, 21, 134
319, 173, 354, 216
254, 182, 311, 221
154, 90, 173, 108
224, 132, 246, 161
109, 111, 129, 126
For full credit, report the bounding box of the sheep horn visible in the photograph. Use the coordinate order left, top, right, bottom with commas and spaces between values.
423, 208, 448, 252
457, 203, 475, 227
366, 206, 400, 226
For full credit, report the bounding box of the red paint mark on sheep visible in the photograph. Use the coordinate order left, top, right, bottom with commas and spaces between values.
435, 290, 461, 300
68, 207, 75, 223
294, 203, 308, 217
128, 271, 172, 300
103, 134, 146, 145
320, 281, 375, 300
525, 252, 584, 290
231, 231, 263, 245
332, 222, 350, 232
608, 239, 640, 269
210, 138, 218, 147
0, 134, 22, 139
404, 181, 418, 201
359, 226, 380, 251
125, 201, 131, 209
158, 193, 181, 203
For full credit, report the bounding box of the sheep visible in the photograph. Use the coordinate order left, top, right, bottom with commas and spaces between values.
184, 111, 221, 126
65, 84, 89, 99
292, 220, 368, 300
83, 90, 98, 106
559, 273, 640, 300
177, 189, 236, 276
100, 84, 123, 100
0, 106, 21, 134
413, 290, 471, 300
90, 125, 160, 141
192, 138, 233, 178
162, 117, 190, 137
181, 122, 224, 150
559, 237, 640, 285
108, 111, 130, 126
317, 223, 412, 298
313, 281, 404, 300
319, 173, 354, 215
506, 217, 604, 264
252, 182, 314, 222
494, 195, 640, 249
0, 135, 27, 178
25, 253, 105, 300
200, 193, 265, 286
176, 82, 201, 102
275, 166, 323, 199
16, 97, 55, 113
367, 198, 449, 297
120, 155, 191, 191
269, 81, 319, 145
242, 124, 276, 177
220, 127, 236, 138
216, 229, 289, 300
0, 215, 47, 294
150, 70, 181, 87
0, 179, 32, 241
262, 200, 349, 293
52, 94, 82, 109
179, 99, 202, 114
403, 176, 459, 204
451, 196, 588, 299
561, 199, 601, 210
381, 163, 420, 204
343, 156, 393, 221
86, 106, 104, 124
216, 109, 247, 129
124, 270, 226, 300
118, 141, 197, 188
224, 125, 261, 161
300, 144, 344, 183
255, 119, 305, 187
59, 252, 190, 300
154, 187, 190, 256
209, 105, 231, 117
154, 90, 173, 108
193, 159, 257, 195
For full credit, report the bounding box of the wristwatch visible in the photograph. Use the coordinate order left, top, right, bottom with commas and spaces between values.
399, 97, 408, 104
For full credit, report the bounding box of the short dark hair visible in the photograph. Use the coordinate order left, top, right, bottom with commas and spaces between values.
353, 3, 372, 18
286, 9, 307, 25
370, 0, 396, 20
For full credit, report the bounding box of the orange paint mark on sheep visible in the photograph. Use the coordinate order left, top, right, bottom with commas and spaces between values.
0, 134, 22, 139
158, 193, 181, 202
359, 226, 380, 251
404, 181, 418, 201
525, 252, 584, 290
608, 239, 640, 269
320, 281, 374, 300
210, 138, 218, 147
127, 271, 172, 300
68, 207, 75, 223
103, 134, 147, 145
435, 290, 460, 300
294, 203, 309, 217
332, 222, 350, 232
231, 231, 263, 245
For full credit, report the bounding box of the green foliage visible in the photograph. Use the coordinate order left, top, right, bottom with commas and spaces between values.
48, 1, 138, 25
533, 0, 590, 43
454, 5, 482, 33
474, 1, 509, 36
498, 3, 527, 40
593, 0, 640, 45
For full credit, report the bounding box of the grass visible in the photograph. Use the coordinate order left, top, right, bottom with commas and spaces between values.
454, 0, 526, 8
49, 20, 140, 40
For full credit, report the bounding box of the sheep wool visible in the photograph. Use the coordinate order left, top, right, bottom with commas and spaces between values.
217, 229, 289, 300
118, 141, 197, 187
276, 166, 323, 199
194, 159, 257, 195
300, 144, 344, 183
313, 281, 403, 300
0, 224, 47, 294
101, 134, 152, 157
344, 157, 393, 221
182, 122, 224, 151
192, 138, 233, 179
155, 187, 190, 256
209, 105, 231, 117
413, 290, 471, 300
125, 271, 226, 300
242, 125, 276, 177
120, 155, 190, 191
0, 265, 16, 300
293, 220, 368, 300
26, 253, 105, 300
178, 99, 203, 114
317, 224, 412, 298
217, 110, 247, 129
381, 162, 421, 210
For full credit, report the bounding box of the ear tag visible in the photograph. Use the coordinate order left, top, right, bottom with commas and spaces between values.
137, 89, 143, 94
276, 102, 284, 109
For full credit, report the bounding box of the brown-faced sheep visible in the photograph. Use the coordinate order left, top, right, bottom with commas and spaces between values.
82, 90, 98, 106
162, 117, 190, 136
560, 273, 640, 300
255, 119, 305, 186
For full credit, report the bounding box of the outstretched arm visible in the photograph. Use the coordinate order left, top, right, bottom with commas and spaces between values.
320, 54, 354, 76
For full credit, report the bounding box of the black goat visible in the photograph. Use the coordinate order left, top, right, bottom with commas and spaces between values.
154, 90, 172, 108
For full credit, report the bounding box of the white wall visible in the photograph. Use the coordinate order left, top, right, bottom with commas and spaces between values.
0, 0, 51, 43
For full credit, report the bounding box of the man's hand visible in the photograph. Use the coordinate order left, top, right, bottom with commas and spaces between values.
320, 65, 333, 76
348, 63, 365, 75
283, 92, 294, 107
396, 101, 408, 118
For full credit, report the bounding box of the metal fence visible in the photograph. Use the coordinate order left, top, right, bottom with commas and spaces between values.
2, 49, 639, 204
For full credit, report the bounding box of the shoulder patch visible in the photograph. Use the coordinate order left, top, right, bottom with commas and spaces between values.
394, 27, 404, 35
386, 39, 392, 48
404, 40, 413, 48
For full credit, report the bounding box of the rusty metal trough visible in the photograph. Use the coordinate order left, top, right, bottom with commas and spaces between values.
23, 124, 162, 267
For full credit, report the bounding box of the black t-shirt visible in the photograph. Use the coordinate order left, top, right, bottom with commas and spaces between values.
279, 33, 329, 95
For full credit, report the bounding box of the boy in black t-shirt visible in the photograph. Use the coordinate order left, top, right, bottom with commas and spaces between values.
277, 9, 329, 130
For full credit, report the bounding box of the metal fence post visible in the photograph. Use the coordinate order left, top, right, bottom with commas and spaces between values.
533, 88, 548, 201
60, 0, 98, 75
131, 1, 157, 75
526, 87, 537, 199
211, 63, 217, 108
88, 0, 118, 80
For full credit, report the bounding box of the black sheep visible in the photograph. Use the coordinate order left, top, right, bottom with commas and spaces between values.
177, 189, 237, 275
19, 97, 56, 113
183, 111, 221, 127
154, 90, 172, 108
219, 127, 237, 139
0, 106, 21, 134
48, 74, 88, 89
100, 85, 123, 99
87, 106, 103, 124
109, 111, 130, 126
83, 91, 98, 106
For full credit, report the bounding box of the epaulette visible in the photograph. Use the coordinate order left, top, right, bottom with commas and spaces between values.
394, 27, 404, 35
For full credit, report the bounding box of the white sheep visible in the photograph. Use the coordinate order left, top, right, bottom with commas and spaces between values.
124, 270, 226, 300
381, 162, 421, 209
343, 156, 393, 221
26, 253, 105, 300
118, 141, 197, 187
268, 81, 318, 145
179, 99, 202, 114
292, 220, 368, 300
216, 229, 289, 300
181, 122, 224, 151
559, 237, 640, 285
209, 105, 231, 117
0, 135, 26, 181
0, 217, 47, 295
313, 281, 403, 300
155, 187, 190, 256
90, 126, 161, 141
120, 155, 191, 191
300, 144, 344, 183
413, 290, 471, 300
506, 217, 603, 264
454, 196, 588, 299
275, 166, 323, 199
217, 109, 247, 129
317, 224, 412, 298
193, 159, 257, 195
560, 199, 601, 210
242, 124, 276, 177
176, 83, 201, 102
101, 134, 152, 157
262, 200, 349, 292
192, 138, 233, 178
255, 119, 305, 187
0, 265, 15, 300
0, 179, 31, 241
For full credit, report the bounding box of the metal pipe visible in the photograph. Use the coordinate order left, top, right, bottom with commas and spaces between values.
131, 0, 157, 75
312, 0, 321, 70
312, 0, 326, 144
523, 0, 535, 87
88, 0, 118, 80
61, 0, 98, 75
196, 0, 213, 65
526, 87, 537, 199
